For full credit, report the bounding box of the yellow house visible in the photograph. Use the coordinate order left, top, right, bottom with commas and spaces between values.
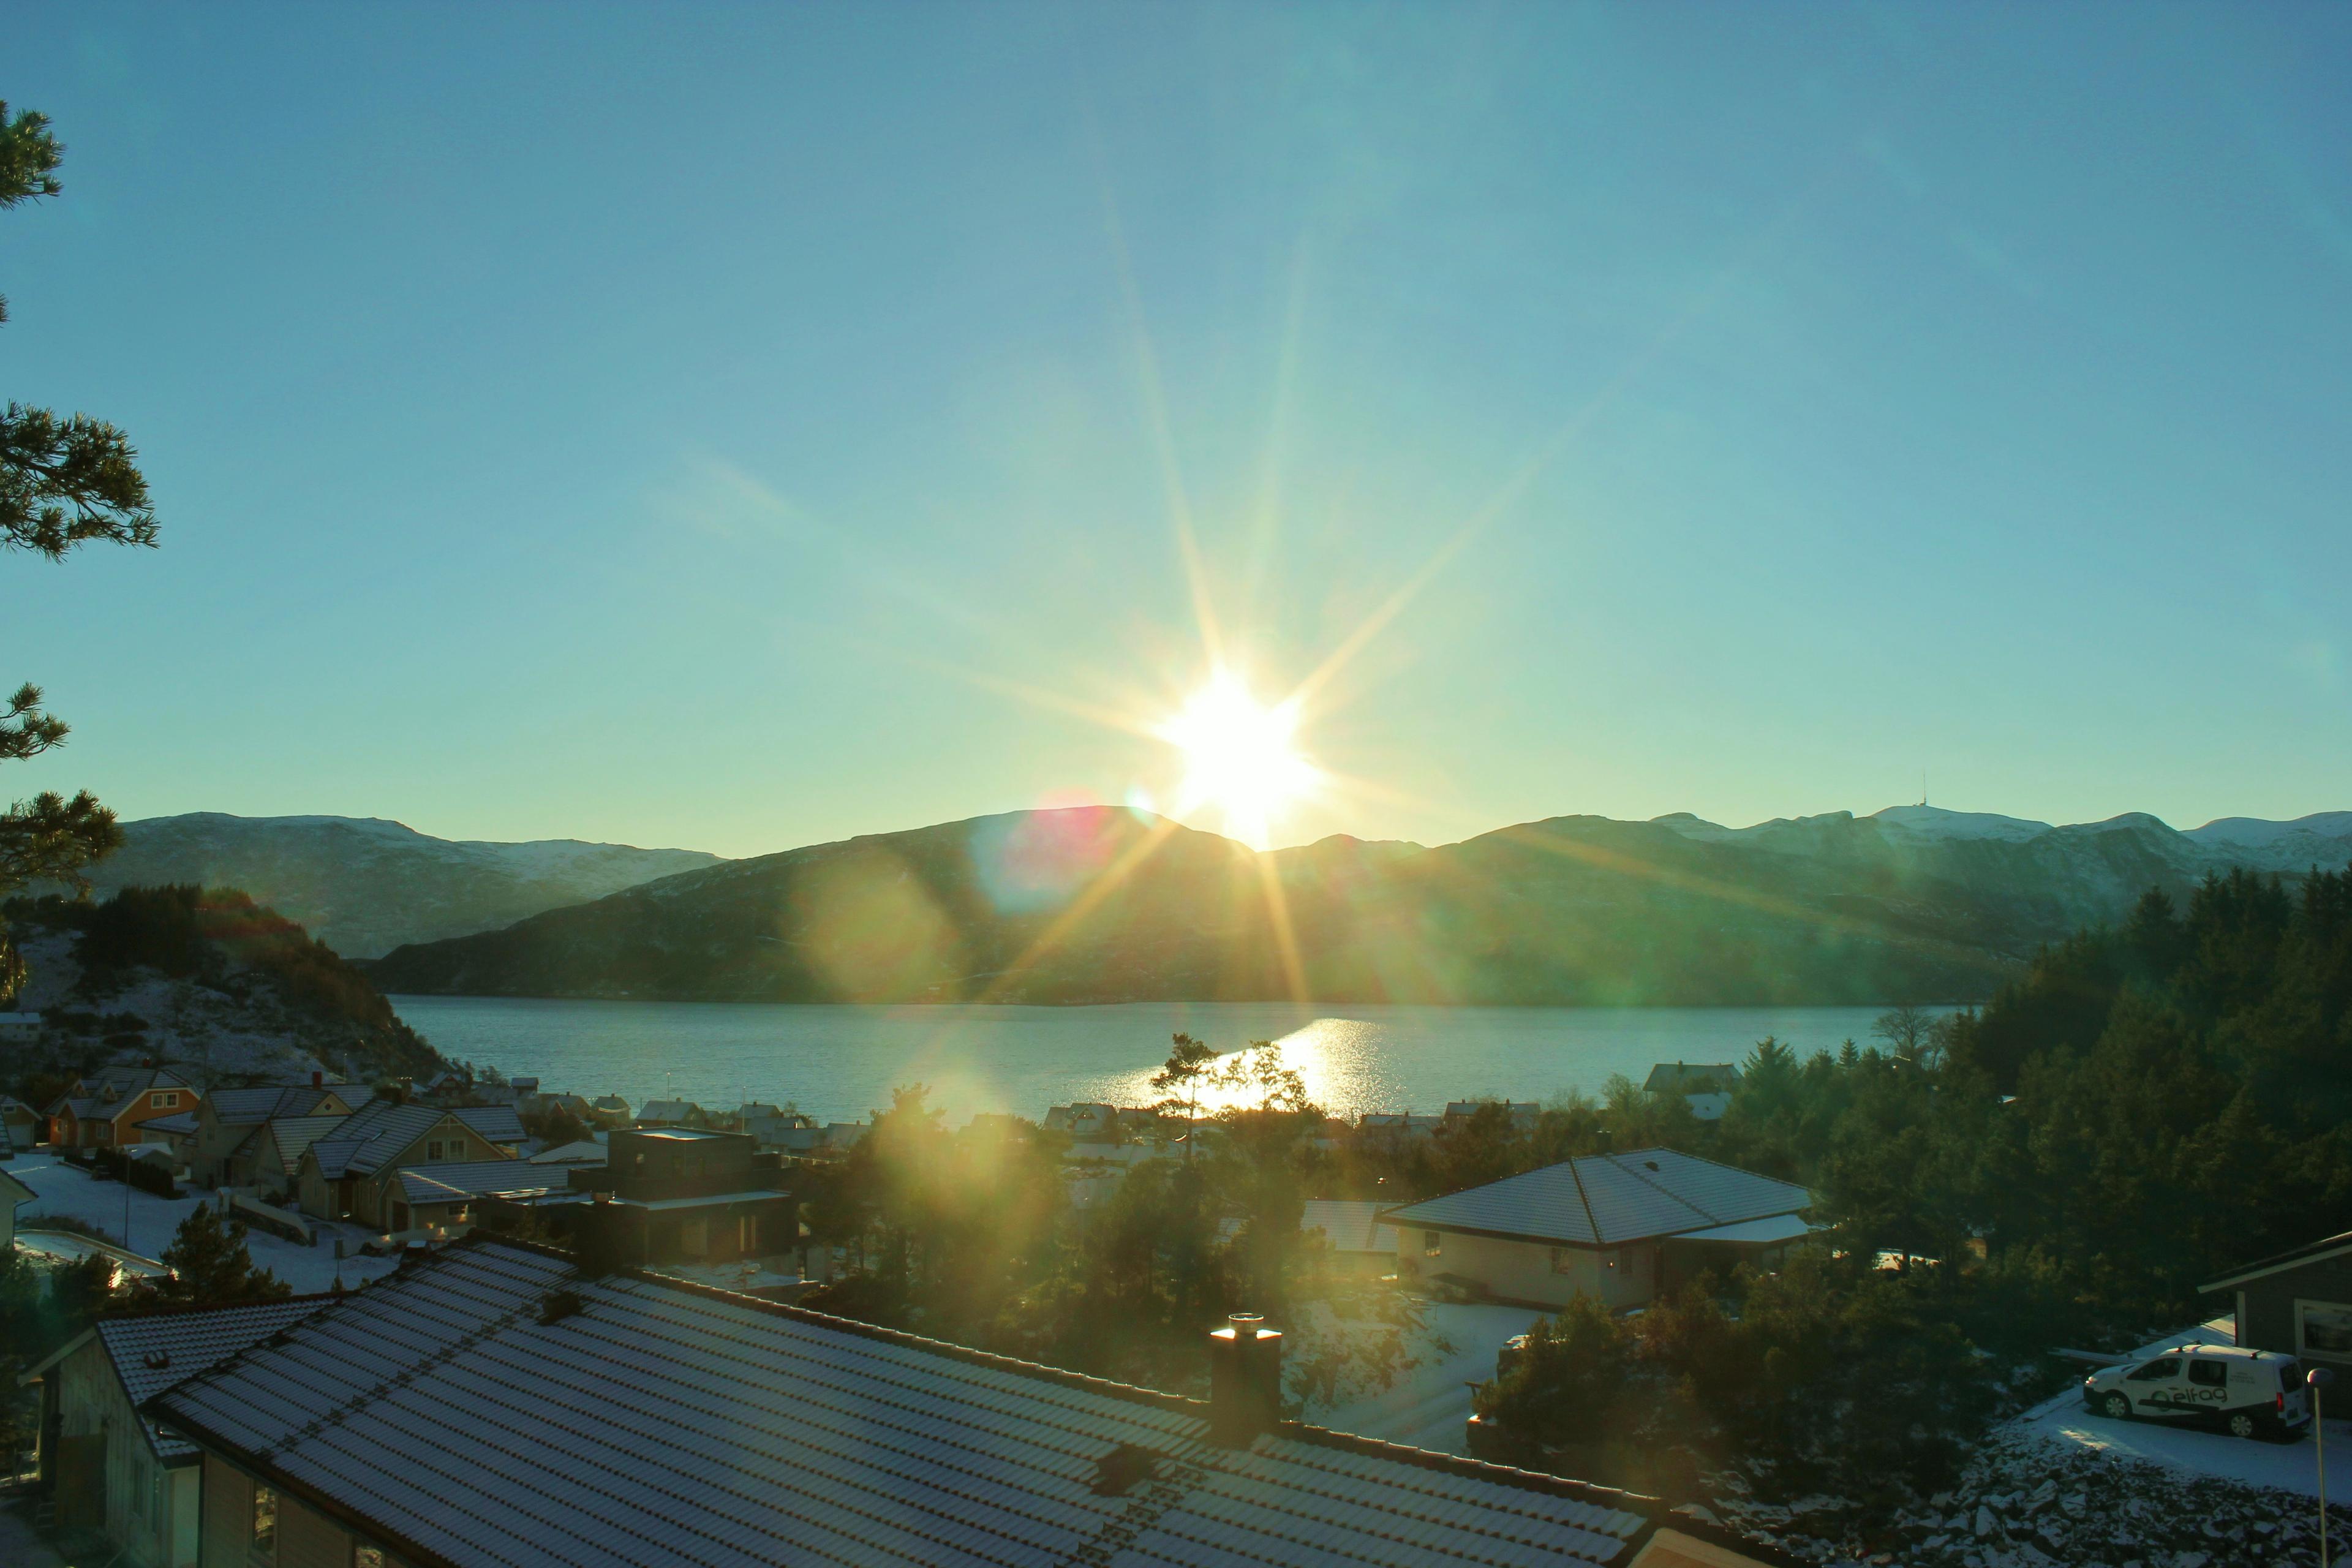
293, 1101, 526, 1229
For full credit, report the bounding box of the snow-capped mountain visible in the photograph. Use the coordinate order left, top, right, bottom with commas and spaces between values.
67, 813, 725, 959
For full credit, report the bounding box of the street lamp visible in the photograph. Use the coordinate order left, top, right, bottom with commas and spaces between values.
2315, 1366, 2336, 1568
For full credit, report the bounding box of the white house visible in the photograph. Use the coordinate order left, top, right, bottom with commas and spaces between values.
1643, 1061, 1743, 1121
1381, 1147, 1811, 1310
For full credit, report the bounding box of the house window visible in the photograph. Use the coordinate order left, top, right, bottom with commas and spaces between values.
426, 1140, 444, 1161
1548, 1247, 1575, 1275
1422, 1230, 1442, 1257
2298, 1300, 2352, 1362
251, 1482, 279, 1559
152, 1091, 179, 1109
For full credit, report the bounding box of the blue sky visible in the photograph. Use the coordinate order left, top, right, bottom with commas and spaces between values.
5, 4, 2348, 856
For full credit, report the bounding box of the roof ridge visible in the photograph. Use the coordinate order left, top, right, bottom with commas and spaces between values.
1564, 1155, 1602, 1245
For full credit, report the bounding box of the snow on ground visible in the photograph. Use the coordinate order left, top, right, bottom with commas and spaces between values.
1306, 1301, 1542, 1455
9, 1154, 400, 1295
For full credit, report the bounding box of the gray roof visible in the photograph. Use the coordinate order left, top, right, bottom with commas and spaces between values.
147, 1238, 1669, 1568
452, 1104, 527, 1144
92, 1297, 333, 1461
1381, 1148, 1811, 1248
143, 1110, 202, 1138
308, 1100, 516, 1178
264, 1115, 350, 1167
208, 1083, 372, 1126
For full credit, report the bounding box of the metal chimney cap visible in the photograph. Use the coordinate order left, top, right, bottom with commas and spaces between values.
1227, 1313, 1264, 1329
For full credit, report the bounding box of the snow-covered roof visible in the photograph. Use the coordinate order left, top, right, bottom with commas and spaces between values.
148, 1238, 1682, 1568
207, 1082, 371, 1126
142, 1110, 202, 1139
81, 1297, 334, 1461
1300, 1199, 1398, 1255
1381, 1148, 1811, 1248
451, 1104, 526, 1144
1642, 1063, 1741, 1094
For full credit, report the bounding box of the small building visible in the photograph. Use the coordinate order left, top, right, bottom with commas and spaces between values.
390, 1159, 589, 1234
141, 1236, 1792, 1568
23, 1295, 329, 1567
0, 1009, 43, 1044
2, 1092, 42, 1150
1355, 1112, 1443, 1141
1381, 1148, 1812, 1311
2201, 1229, 2352, 1371
1643, 1062, 1743, 1121
1300, 1199, 1401, 1273
634, 1098, 705, 1128
589, 1093, 631, 1123
47, 1066, 198, 1150
771, 1120, 865, 1158
565, 1126, 792, 1267
1, 1165, 32, 1247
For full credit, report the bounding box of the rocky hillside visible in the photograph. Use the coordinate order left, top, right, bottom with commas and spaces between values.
4, 888, 449, 1087
363, 804, 2352, 1006
69, 813, 723, 957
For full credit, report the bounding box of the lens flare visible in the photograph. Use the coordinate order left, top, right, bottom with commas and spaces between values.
1158, 671, 1317, 848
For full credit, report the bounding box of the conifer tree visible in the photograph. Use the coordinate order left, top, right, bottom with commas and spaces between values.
0, 100, 158, 1000
136, 1204, 292, 1310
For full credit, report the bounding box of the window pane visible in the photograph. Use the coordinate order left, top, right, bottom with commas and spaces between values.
2301, 1302, 2352, 1357
252, 1483, 278, 1553
2188, 1360, 2226, 1387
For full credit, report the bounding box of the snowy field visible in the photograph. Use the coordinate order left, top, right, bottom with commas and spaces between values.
8, 1153, 401, 1295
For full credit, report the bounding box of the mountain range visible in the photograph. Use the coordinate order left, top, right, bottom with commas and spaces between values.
360, 804, 2352, 1007
67, 813, 723, 959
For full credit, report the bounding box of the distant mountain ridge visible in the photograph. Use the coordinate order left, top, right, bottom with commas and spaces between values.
74, 813, 725, 958
363, 802, 2352, 1007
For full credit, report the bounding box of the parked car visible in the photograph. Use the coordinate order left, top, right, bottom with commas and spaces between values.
2082, 1343, 2310, 1440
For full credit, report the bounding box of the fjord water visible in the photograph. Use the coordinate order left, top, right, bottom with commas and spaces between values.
387, 997, 1926, 1123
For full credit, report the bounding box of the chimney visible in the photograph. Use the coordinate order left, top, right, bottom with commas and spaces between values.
1207, 1313, 1283, 1446
312, 1070, 323, 1089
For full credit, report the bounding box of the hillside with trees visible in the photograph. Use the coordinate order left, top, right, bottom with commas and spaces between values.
366, 802, 2352, 1006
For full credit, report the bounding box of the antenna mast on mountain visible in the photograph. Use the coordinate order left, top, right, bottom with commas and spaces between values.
1921, 771, 1928, 807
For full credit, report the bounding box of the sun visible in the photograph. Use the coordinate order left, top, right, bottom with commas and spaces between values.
1158, 671, 1317, 849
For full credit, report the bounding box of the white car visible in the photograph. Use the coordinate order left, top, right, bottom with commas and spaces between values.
2082, 1342, 2310, 1440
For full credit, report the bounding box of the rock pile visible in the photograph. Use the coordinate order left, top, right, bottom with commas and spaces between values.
1695, 1423, 2343, 1567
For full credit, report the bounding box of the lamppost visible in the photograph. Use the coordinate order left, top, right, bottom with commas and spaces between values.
2315, 1366, 2337, 1568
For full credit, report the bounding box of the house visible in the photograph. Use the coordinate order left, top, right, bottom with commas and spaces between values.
47, 1066, 198, 1150
1380, 1148, 1813, 1310
2201, 1229, 2352, 1371
588, 1093, 630, 1123
771, 1120, 866, 1158
567, 1126, 793, 1267
23, 1295, 329, 1567
188, 1077, 372, 1188
141, 1235, 1790, 1568
525, 1137, 608, 1166
1045, 1101, 1122, 1140
633, 1098, 704, 1127
1300, 1199, 1400, 1273
1355, 1112, 1443, 1141
1, 1164, 32, 1247
417, 1069, 469, 1104
1443, 1100, 1542, 1127
0, 1009, 42, 1044
2, 1092, 42, 1150
1643, 1062, 1743, 1121
293, 1101, 527, 1227
737, 1105, 814, 1147
224, 1115, 351, 1198
526, 1090, 592, 1121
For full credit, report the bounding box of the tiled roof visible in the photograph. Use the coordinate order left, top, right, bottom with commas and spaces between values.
1381, 1149, 1811, 1248
209, 1083, 373, 1126
394, 1160, 579, 1205
1642, 1064, 1740, 1095
148, 1239, 1671, 1568
267, 1115, 352, 1167
143, 1110, 202, 1138
453, 1104, 527, 1144
94, 1297, 335, 1460
308, 1102, 447, 1178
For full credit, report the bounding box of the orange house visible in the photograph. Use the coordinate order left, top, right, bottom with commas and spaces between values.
47, 1066, 197, 1149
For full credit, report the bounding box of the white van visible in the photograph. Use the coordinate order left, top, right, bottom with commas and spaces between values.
2082, 1343, 2310, 1440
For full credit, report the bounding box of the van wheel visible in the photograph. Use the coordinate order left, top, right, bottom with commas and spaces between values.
2228, 1412, 2258, 1439
2102, 1392, 2132, 1420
